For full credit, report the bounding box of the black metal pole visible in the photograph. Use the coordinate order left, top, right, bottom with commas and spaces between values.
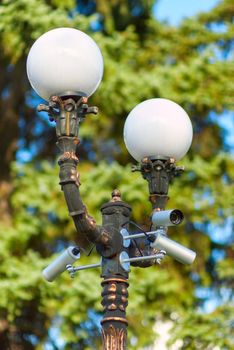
100, 190, 131, 349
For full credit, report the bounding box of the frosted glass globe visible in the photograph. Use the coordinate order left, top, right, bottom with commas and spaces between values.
26, 28, 104, 100
124, 98, 193, 161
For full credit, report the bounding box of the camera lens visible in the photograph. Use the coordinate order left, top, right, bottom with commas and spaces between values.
72, 247, 80, 256
170, 210, 184, 225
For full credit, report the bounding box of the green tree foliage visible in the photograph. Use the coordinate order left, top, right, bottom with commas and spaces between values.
0, 0, 233, 349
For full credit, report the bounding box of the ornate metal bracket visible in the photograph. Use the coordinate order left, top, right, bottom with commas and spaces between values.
132, 157, 184, 210
38, 95, 99, 161
38, 95, 98, 138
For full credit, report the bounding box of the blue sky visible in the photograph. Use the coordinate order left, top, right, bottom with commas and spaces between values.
154, 0, 219, 25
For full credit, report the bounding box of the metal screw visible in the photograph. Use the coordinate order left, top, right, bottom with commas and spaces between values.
66, 264, 75, 278
156, 250, 166, 264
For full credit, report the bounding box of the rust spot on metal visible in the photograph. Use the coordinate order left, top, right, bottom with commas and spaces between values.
70, 168, 81, 186
100, 230, 110, 244
59, 151, 78, 162
51, 95, 58, 102
51, 95, 64, 109
142, 157, 149, 163
108, 303, 117, 311
81, 96, 88, 104
108, 284, 117, 293
119, 304, 125, 311
121, 296, 127, 303
107, 294, 116, 301
86, 214, 96, 227
73, 138, 80, 145
121, 287, 128, 295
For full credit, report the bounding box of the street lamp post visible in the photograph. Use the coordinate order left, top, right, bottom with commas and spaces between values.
27, 28, 196, 350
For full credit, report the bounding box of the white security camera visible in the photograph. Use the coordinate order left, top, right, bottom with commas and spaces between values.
42, 246, 80, 282
152, 209, 184, 228
150, 232, 196, 265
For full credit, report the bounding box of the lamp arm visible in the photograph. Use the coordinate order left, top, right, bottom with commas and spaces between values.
58, 152, 109, 249
38, 95, 110, 251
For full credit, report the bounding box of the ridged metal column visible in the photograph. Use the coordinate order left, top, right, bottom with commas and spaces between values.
101, 277, 129, 350
100, 190, 131, 350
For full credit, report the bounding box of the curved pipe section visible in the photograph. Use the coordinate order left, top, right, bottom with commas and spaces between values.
58, 146, 110, 251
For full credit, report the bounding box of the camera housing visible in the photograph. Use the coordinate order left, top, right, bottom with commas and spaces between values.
151, 209, 184, 228
150, 232, 196, 265
42, 246, 80, 282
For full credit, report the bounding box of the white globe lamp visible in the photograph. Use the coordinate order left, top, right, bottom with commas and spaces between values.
26, 27, 104, 100
123, 98, 193, 161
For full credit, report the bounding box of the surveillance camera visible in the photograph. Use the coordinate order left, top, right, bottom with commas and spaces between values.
151, 209, 184, 228
150, 232, 196, 265
42, 246, 80, 282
